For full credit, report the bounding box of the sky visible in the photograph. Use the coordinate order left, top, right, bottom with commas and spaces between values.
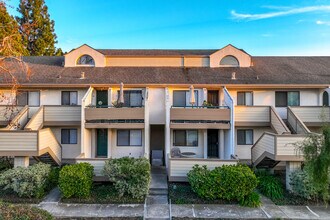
6, 0, 330, 55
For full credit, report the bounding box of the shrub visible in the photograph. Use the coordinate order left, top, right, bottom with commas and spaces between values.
46, 167, 60, 191
188, 164, 258, 203
239, 191, 261, 207
0, 202, 53, 220
59, 163, 94, 198
256, 171, 284, 200
289, 169, 319, 200
102, 157, 151, 200
0, 163, 51, 198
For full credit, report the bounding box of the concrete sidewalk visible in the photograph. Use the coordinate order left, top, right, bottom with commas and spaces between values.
38, 202, 330, 219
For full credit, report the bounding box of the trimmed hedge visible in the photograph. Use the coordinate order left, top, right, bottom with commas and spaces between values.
0, 202, 53, 220
59, 162, 94, 198
102, 157, 151, 200
187, 164, 259, 206
0, 163, 51, 198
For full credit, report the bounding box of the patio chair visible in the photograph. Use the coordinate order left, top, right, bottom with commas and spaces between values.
170, 147, 182, 158
151, 150, 163, 166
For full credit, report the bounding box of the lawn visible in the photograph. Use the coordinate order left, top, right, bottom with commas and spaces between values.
61, 182, 145, 204
169, 182, 236, 205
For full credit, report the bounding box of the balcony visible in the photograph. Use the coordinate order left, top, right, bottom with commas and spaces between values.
289, 106, 330, 126
170, 106, 230, 129
84, 106, 145, 128
43, 105, 81, 126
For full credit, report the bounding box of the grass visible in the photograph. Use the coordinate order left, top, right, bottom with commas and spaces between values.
0, 189, 44, 204
169, 182, 236, 205
0, 202, 53, 220
61, 182, 144, 204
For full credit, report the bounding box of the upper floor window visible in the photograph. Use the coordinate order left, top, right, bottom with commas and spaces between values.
173, 90, 198, 107
323, 91, 329, 106
275, 91, 300, 107
76, 55, 95, 66
117, 90, 143, 107
62, 91, 78, 105
237, 92, 253, 106
220, 55, 239, 67
16, 91, 40, 107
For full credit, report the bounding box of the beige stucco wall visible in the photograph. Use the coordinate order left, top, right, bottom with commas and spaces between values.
50, 127, 81, 159
64, 45, 105, 67
209, 45, 251, 68
40, 89, 87, 105
184, 57, 209, 67
149, 88, 166, 124
235, 127, 274, 160
106, 57, 183, 67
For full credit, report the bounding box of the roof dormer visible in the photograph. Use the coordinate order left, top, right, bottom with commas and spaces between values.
209, 44, 251, 68
64, 44, 105, 67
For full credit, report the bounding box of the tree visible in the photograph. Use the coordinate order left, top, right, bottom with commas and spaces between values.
0, 2, 27, 56
16, 0, 62, 56
296, 125, 330, 203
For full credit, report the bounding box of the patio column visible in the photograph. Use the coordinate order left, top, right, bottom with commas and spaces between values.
107, 128, 112, 158
165, 87, 171, 167
14, 156, 29, 167
286, 161, 301, 190
203, 130, 207, 159
219, 129, 225, 159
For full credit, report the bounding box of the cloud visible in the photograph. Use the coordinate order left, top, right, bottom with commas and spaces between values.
231, 5, 330, 21
316, 20, 330, 26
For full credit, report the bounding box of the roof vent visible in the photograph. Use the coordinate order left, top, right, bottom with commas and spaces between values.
80, 72, 85, 79
231, 72, 236, 80
256, 75, 259, 80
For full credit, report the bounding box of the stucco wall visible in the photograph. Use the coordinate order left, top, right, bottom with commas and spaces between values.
149, 88, 166, 124
40, 89, 87, 105
50, 127, 81, 159
64, 45, 105, 67
209, 45, 251, 67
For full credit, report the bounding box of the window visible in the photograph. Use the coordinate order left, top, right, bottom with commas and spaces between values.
237, 92, 253, 106
220, 55, 239, 67
61, 129, 77, 144
173, 130, 198, 146
76, 55, 95, 66
323, 91, 329, 106
173, 90, 199, 107
62, 91, 78, 105
117, 129, 142, 146
275, 91, 300, 107
16, 91, 40, 106
237, 129, 253, 145
118, 90, 143, 107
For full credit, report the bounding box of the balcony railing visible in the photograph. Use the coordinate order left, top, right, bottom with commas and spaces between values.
289, 106, 330, 126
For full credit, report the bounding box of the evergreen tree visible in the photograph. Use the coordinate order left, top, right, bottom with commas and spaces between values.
16, 0, 62, 56
0, 2, 27, 56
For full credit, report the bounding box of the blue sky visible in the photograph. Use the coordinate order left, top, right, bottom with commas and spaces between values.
6, 0, 330, 55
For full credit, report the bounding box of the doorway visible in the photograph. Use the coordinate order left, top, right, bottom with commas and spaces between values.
96, 129, 108, 157
150, 125, 165, 166
207, 90, 219, 106
96, 90, 108, 107
207, 129, 219, 158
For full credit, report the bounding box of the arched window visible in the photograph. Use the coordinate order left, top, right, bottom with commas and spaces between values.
323, 91, 329, 106
220, 55, 239, 67
76, 55, 95, 66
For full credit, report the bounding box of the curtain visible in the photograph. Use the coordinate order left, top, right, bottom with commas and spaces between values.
186, 130, 198, 146
288, 92, 299, 106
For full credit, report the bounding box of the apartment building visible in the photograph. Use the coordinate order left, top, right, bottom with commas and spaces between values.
0, 44, 329, 187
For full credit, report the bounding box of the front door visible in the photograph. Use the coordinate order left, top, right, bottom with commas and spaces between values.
207, 90, 219, 106
96, 90, 108, 107
207, 129, 219, 158
97, 129, 108, 157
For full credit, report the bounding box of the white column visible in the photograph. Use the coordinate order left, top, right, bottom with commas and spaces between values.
144, 87, 150, 159
203, 130, 208, 159
286, 161, 301, 190
219, 129, 225, 159
107, 129, 112, 158
108, 87, 112, 106
14, 156, 29, 167
203, 88, 207, 103
165, 87, 171, 167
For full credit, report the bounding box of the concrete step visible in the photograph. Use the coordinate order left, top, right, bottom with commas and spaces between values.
146, 195, 168, 205
149, 188, 168, 195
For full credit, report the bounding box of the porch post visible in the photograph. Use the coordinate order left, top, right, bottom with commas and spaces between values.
14, 156, 29, 167
219, 129, 225, 159
144, 87, 150, 159
203, 130, 207, 159
165, 87, 171, 167
285, 161, 301, 190
107, 128, 112, 158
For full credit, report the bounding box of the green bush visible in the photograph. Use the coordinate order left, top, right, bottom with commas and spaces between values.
0, 202, 53, 220
188, 164, 258, 204
239, 191, 261, 207
289, 169, 319, 200
0, 163, 51, 198
256, 171, 284, 200
59, 163, 94, 198
46, 167, 60, 191
102, 157, 151, 200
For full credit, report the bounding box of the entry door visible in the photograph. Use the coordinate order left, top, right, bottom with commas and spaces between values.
207, 129, 219, 158
207, 90, 219, 106
97, 129, 108, 157
96, 90, 108, 107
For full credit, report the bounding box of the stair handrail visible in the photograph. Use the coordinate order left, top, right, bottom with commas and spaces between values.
251, 132, 276, 164
2, 105, 29, 130
37, 127, 62, 164
25, 106, 44, 130
287, 107, 310, 134
270, 106, 291, 134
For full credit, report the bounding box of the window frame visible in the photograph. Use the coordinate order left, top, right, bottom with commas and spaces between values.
76, 54, 95, 66
275, 91, 300, 107
173, 90, 199, 107
61, 128, 78, 144
16, 91, 40, 107
117, 129, 143, 147
117, 90, 143, 107
61, 91, 78, 106
173, 129, 198, 147
219, 55, 240, 67
237, 129, 254, 145
237, 91, 253, 106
